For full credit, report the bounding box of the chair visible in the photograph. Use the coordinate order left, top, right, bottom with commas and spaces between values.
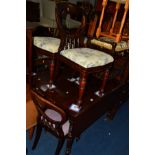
55, 2, 114, 111
31, 0, 62, 90
55, 1, 86, 51
87, 0, 129, 82
39, 0, 57, 29
88, 0, 129, 56
32, 1, 83, 91
33, 34, 60, 90
31, 90, 70, 155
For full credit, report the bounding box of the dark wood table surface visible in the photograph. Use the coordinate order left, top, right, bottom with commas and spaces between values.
32, 70, 129, 155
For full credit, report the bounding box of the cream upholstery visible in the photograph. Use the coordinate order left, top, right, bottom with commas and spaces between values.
60, 48, 114, 68
33, 37, 60, 53
91, 37, 129, 52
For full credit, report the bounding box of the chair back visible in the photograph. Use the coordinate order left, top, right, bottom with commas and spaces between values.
39, 0, 57, 28
55, 2, 86, 50
96, 0, 129, 43
31, 90, 67, 137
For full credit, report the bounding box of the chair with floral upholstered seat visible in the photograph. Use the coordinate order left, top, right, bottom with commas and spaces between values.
32, 1, 84, 91
33, 35, 61, 90
55, 2, 114, 111
31, 90, 70, 155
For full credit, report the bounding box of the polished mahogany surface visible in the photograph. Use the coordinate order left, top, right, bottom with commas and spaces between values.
31, 67, 128, 154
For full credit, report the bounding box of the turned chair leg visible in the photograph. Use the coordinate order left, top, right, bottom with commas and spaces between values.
65, 137, 74, 155
55, 138, 65, 155
32, 124, 42, 150
77, 73, 87, 107
99, 68, 110, 96
49, 60, 55, 84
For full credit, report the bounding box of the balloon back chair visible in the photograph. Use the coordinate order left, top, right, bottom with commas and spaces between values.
31, 90, 70, 155
55, 2, 114, 111
32, 1, 84, 91
55, 1, 86, 51
89, 0, 129, 56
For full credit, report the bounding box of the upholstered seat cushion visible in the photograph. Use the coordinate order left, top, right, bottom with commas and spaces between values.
43, 109, 69, 136
45, 109, 62, 122
91, 37, 129, 52
60, 48, 114, 68
33, 37, 60, 53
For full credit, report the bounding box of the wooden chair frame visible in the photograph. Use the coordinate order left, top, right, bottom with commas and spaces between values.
31, 90, 68, 155
96, 0, 129, 42
55, 2, 114, 108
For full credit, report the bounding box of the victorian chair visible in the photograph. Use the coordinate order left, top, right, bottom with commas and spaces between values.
31, 90, 70, 155
32, 0, 62, 91
32, 1, 84, 91
33, 35, 61, 90
55, 2, 114, 111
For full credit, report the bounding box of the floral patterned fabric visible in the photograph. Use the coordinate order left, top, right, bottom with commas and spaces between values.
60, 48, 114, 68
33, 37, 60, 53
91, 37, 129, 52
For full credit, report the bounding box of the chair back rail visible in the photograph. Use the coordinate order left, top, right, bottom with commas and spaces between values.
55, 2, 86, 50
31, 90, 67, 124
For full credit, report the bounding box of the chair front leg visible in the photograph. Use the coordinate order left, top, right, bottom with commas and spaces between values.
49, 60, 55, 84
65, 120, 74, 155
55, 138, 65, 155
32, 123, 42, 150
98, 68, 110, 97
77, 72, 87, 107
